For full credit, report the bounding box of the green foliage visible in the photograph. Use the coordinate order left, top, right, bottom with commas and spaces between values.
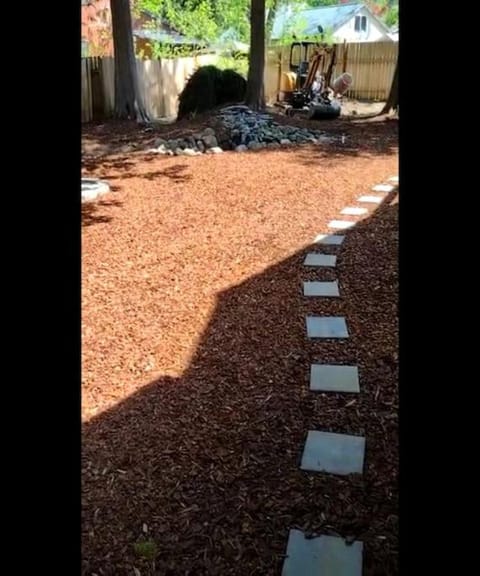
216, 53, 249, 77
384, 5, 398, 28
306, 0, 342, 6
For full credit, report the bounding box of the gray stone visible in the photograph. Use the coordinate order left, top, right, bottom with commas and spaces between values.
201, 127, 216, 137
372, 183, 395, 193
304, 253, 337, 267
182, 148, 197, 156
267, 142, 281, 149
196, 140, 205, 153
357, 195, 382, 204
248, 141, 263, 151
341, 207, 368, 216
280, 139, 291, 146
174, 147, 183, 156
300, 431, 365, 475
235, 145, 248, 152
154, 138, 167, 148
328, 220, 355, 230
306, 317, 349, 338
310, 364, 360, 393
313, 234, 345, 245
303, 281, 339, 297
202, 134, 218, 148
282, 529, 363, 576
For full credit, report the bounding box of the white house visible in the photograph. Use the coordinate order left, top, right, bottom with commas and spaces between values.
271, 2, 394, 43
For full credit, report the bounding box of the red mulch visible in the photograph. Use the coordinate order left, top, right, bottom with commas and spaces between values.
82, 115, 398, 575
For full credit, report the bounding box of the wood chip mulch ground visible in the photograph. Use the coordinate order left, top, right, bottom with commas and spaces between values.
82, 115, 398, 575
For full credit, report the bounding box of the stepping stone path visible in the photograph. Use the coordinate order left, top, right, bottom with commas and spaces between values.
310, 364, 359, 393
341, 206, 368, 216
282, 175, 398, 574
328, 220, 355, 230
300, 430, 365, 474
358, 195, 383, 204
303, 253, 337, 267
314, 234, 345, 245
82, 178, 110, 202
282, 529, 363, 576
306, 316, 349, 338
303, 281, 339, 297
372, 183, 395, 193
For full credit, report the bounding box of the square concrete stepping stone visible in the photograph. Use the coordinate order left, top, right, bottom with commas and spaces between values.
372, 183, 395, 193
282, 529, 363, 576
310, 364, 359, 392
388, 175, 399, 183
358, 195, 382, 204
314, 234, 345, 245
328, 220, 355, 230
341, 206, 368, 216
304, 281, 340, 297
300, 431, 365, 475
306, 317, 349, 338
304, 253, 337, 267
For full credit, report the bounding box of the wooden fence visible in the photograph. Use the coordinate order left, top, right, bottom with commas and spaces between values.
81, 42, 397, 122
81, 54, 218, 123
265, 41, 398, 103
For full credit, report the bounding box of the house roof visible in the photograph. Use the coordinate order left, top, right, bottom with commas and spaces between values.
271, 2, 390, 40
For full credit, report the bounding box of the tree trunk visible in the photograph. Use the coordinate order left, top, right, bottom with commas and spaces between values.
110, 0, 149, 122
382, 58, 398, 114
245, 0, 266, 110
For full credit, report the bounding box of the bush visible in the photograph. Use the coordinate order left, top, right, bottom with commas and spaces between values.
177, 65, 247, 120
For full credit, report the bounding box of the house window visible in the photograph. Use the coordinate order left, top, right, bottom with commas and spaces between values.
354, 15, 367, 32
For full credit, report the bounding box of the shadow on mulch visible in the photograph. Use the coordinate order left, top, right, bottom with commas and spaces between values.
82, 187, 399, 575
82, 198, 123, 227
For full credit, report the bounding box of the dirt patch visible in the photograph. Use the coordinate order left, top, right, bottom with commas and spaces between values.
82, 120, 398, 575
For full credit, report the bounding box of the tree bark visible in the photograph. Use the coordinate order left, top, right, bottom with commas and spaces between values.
382, 57, 398, 114
245, 0, 266, 110
110, 0, 149, 122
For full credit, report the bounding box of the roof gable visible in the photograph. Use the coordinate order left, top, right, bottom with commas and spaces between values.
271, 3, 390, 39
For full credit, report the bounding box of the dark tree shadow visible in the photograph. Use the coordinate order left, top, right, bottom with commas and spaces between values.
82, 188, 399, 575
82, 199, 123, 227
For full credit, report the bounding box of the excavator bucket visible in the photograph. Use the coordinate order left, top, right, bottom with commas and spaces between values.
307, 100, 341, 120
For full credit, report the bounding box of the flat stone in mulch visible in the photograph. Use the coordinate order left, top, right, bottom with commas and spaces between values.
310, 364, 359, 393
388, 176, 399, 183
341, 207, 368, 216
304, 253, 337, 267
313, 234, 345, 245
358, 195, 383, 203
303, 281, 340, 297
282, 529, 363, 576
328, 220, 355, 230
81, 178, 110, 202
372, 183, 395, 193
300, 430, 365, 474
306, 316, 349, 338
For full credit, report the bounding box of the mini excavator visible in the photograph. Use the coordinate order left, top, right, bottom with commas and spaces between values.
275, 41, 352, 120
